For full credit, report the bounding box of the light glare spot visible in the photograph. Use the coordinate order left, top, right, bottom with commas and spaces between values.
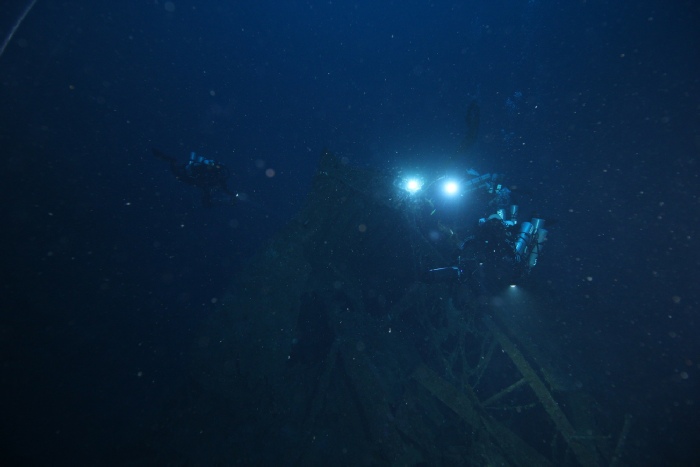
444, 181, 459, 195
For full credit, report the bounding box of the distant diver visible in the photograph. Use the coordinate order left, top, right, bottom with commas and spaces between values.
153, 148, 238, 207
458, 99, 480, 154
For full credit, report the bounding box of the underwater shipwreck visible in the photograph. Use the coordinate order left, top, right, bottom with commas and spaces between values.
151, 151, 631, 466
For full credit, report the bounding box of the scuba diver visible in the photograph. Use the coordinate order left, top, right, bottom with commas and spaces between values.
457, 215, 538, 294
425, 168, 548, 294
153, 149, 238, 207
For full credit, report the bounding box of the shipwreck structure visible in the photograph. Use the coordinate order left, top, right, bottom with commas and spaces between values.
152, 151, 629, 465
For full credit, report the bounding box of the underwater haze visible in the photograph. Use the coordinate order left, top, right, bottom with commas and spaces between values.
1, 0, 699, 465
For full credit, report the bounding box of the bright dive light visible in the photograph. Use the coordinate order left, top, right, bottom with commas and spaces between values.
443, 180, 459, 196
405, 178, 422, 193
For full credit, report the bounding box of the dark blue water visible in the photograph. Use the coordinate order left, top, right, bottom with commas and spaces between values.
1, 0, 698, 464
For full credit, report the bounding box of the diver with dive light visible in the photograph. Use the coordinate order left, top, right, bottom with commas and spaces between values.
421, 168, 549, 294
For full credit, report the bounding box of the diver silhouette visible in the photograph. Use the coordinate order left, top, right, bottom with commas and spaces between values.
153, 148, 238, 207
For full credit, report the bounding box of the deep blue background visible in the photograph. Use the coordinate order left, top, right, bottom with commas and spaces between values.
1, 0, 698, 464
